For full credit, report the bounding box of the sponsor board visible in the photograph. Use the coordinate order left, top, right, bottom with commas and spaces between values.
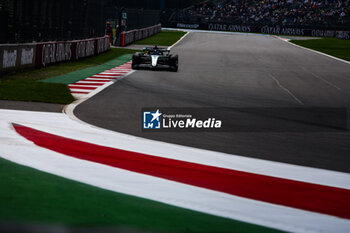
2, 49, 17, 68
177, 23, 200, 29
35, 36, 110, 68
261, 25, 304, 36
208, 23, 251, 32
0, 44, 36, 72
335, 31, 350, 40
41, 42, 72, 67
0, 36, 110, 72
168, 22, 350, 39
21, 48, 34, 65
117, 24, 162, 47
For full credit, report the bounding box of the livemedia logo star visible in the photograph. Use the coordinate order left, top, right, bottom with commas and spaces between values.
143, 109, 162, 129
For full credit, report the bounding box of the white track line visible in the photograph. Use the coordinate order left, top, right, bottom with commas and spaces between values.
68, 89, 92, 93
309, 71, 342, 90
109, 70, 129, 72
69, 83, 100, 86
76, 81, 107, 84
168, 31, 190, 50
71, 93, 86, 98
108, 69, 130, 71
274, 36, 350, 65
100, 72, 127, 75
84, 78, 111, 81
91, 75, 119, 78
269, 74, 304, 105
166, 28, 350, 66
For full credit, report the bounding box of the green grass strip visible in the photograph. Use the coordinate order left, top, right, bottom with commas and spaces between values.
0, 79, 74, 104
291, 38, 350, 62
0, 158, 284, 233
1, 48, 137, 82
42, 54, 133, 84
134, 30, 187, 46
0, 48, 138, 104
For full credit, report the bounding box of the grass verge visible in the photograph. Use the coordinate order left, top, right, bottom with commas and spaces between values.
42, 54, 134, 84
290, 38, 350, 62
0, 158, 283, 233
134, 30, 187, 46
0, 79, 74, 104
0, 48, 137, 104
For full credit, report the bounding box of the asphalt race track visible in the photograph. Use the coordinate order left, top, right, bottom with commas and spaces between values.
75, 32, 350, 173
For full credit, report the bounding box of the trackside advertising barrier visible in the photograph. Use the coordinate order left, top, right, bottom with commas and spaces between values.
36, 36, 110, 68
167, 22, 350, 40
0, 36, 110, 73
0, 44, 36, 73
116, 24, 162, 47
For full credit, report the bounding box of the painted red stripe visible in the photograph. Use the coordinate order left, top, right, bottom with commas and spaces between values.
115, 64, 131, 66
70, 91, 90, 94
91, 76, 117, 79
82, 79, 110, 82
96, 73, 123, 76
68, 85, 97, 90
72, 83, 104, 86
108, 70, 129, 72
114, 69, 130, 71
12, 124, 350, 220
90, 75, 117, 78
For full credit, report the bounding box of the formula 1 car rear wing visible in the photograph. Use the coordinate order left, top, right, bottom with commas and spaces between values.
143, 46, 170, 54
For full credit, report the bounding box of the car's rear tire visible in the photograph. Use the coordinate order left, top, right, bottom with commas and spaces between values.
133, 52, 143, 57
132, 52, 143, 70
170, 55, 178, 72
